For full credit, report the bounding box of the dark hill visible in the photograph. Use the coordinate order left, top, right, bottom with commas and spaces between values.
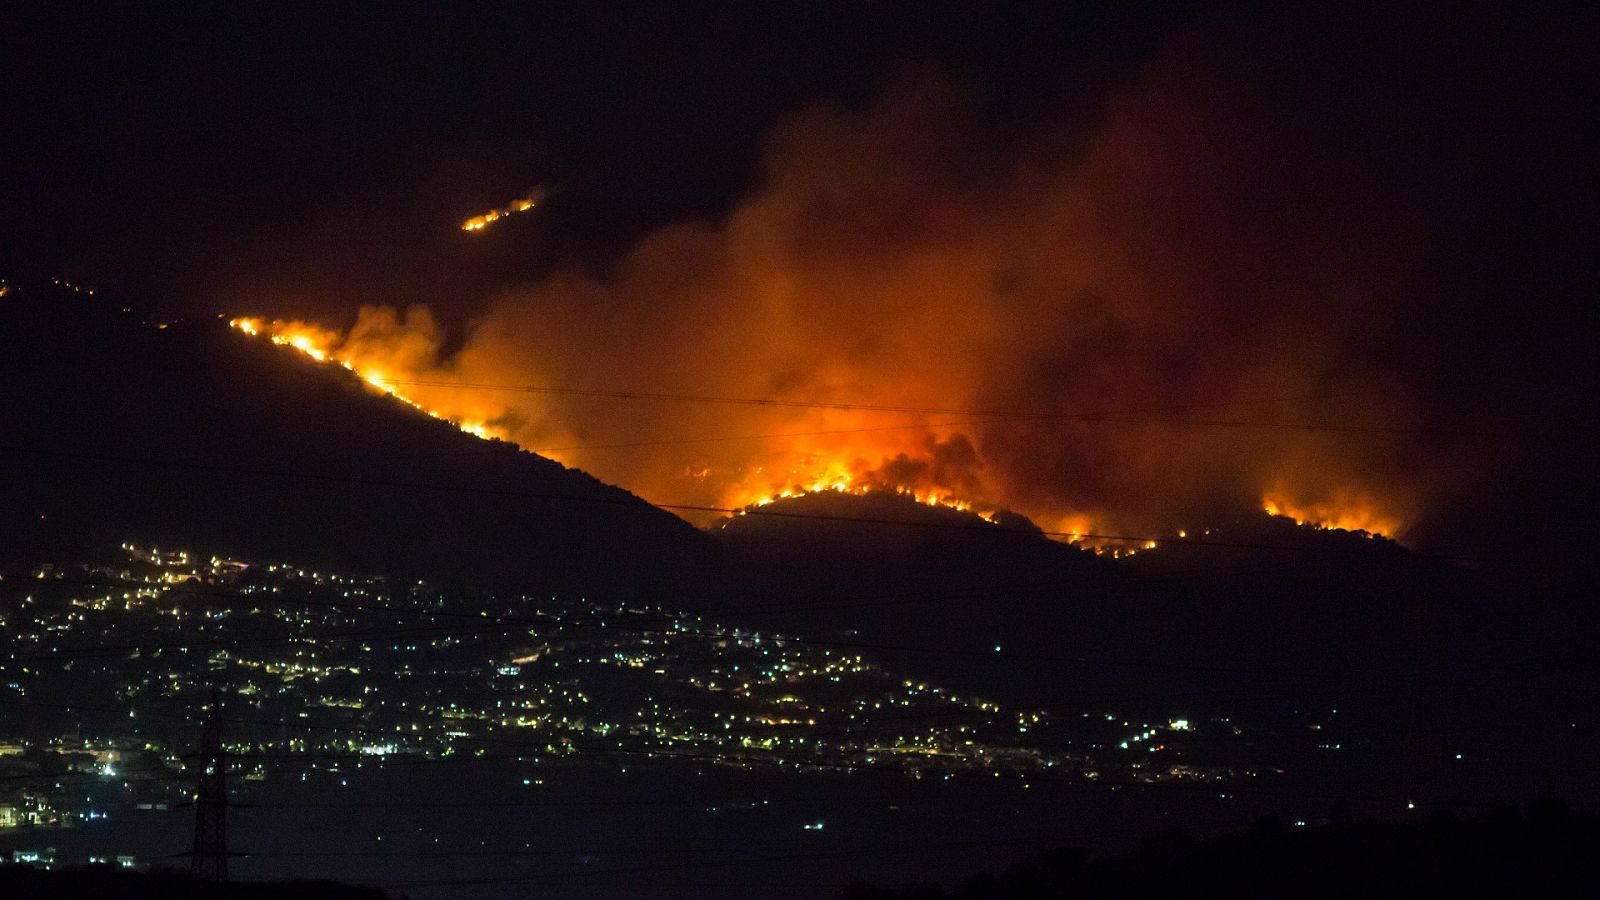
708, 490, 1596, 795
5, 285, 1592, 771
709, 491, 1116, 699
0, 284, 714, 598
843, 803, 1599, 900
0, 867, 385, 900
712, 490, 1105, 598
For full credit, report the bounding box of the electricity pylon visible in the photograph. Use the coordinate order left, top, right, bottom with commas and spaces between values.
191, 691, 228, 881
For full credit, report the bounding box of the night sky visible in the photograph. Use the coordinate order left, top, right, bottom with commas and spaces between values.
3, 4, 1189, 318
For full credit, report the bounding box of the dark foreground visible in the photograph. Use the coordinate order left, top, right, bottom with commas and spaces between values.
0, 868, 384, 900
846, 801, 1593, 899
6, 803, 1593, 899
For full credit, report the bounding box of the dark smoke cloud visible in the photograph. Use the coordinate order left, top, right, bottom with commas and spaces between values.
310, 8, 1595, 551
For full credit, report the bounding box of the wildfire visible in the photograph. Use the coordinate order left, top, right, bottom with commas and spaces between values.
733, 472, 996, 523
223, 311, 1405, 553
726, 471, 1154, 555
461, 190, 544, 233
228, 318, 510, 444
1261, 488, 1400, 539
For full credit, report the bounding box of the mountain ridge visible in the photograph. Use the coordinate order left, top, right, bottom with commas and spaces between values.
1, 284, 714, 598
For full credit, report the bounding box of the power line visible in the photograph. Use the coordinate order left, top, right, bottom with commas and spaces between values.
215, 326, 1532, 442
218, 326, 1336, 428
378, 378, 1298, 419
0, 442, 1437, 556
377, 377, 1546, 442
529, 418, 988, 453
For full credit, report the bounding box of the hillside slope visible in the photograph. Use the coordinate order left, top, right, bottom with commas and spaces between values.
0, 285, 713, 597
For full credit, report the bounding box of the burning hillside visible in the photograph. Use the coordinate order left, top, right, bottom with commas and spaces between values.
218, 69, 1434, 547
10, 6, 1594, 577
229, 316, 510, 443
226, 313, 1397, 549
1, 287, 709, 591
226, 315, 1048, 526
1261, 489, 1400, 540
461, 189, 545, 233
210, 27, 1573, 551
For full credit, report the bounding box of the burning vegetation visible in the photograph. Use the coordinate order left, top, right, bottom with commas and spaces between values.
227, 313, 1402, 547
229, 317, 507, 443
460, 189, 544, 233
229, 315, 1018, 525
222, 47, 1476, 547
1261, 489, 1402, 539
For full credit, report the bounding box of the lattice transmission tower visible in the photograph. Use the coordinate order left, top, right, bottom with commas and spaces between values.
191, 691, 228, 881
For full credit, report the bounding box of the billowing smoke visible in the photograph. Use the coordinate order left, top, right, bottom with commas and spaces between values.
250, 15, 1583, 548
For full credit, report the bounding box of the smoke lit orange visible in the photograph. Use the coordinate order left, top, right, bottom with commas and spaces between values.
733, 470, 996, 522
1262, 488, 1400, 539
226, 310, 1409, 549
227, 314, 1040, 529
228, 318, 510, 444
214, 73, 1443, 551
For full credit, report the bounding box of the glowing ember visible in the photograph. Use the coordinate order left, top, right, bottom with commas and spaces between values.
223, 311, 1405, 551
1261, 489, 1401, 539
228, 318, 510, 444
733, 476, 997, 523
728, 477, 1152, 555
461, 190, 544, 232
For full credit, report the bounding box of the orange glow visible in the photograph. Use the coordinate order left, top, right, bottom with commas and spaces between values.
223, 325, 1071, 531
222, 317, 1129, 547
1036, 512, 1141, 555
228, 318, 510, 444
461, 191, 543, 232
208, 75, 1446, 550
1261, 487, 1401, 538
227, 312, 1409, 551
731, 471, 997, 523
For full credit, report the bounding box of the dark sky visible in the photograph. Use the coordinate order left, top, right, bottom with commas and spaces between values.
2, 2, 1195, 321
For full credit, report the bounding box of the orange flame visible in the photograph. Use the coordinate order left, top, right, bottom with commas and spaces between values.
461, 191, 542, 232
1261, 487, 1401, 538
732, 472, 996, 522
227, 312, 1124, 548
228, 318, 510, 444
225, 310, 1404, 550
223, 328, 1047, 530
722, 468, 1146, 553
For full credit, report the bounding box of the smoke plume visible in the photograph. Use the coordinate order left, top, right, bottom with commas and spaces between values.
247, 14, 1587, 549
